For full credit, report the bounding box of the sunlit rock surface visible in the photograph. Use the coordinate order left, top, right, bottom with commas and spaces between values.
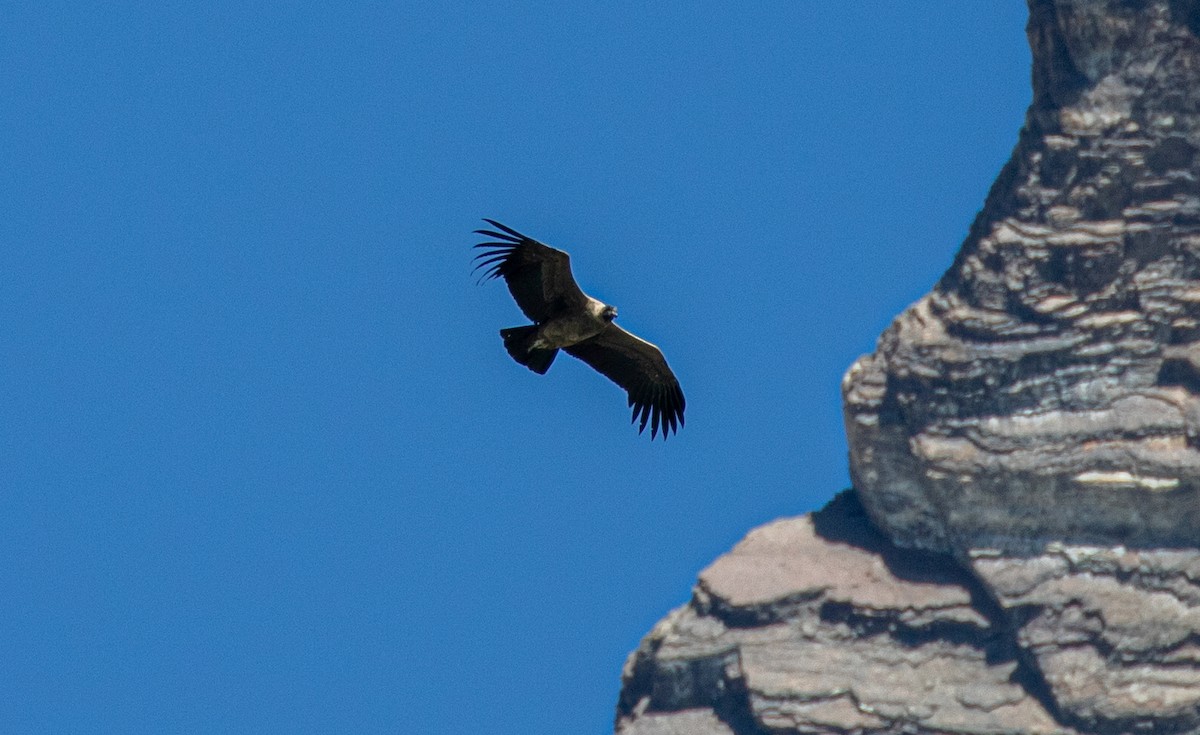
616, 494, 1073, 735
972, 546, 1200, 731
618, 1, 1200, 733
616, 494, 1200, 734
844, 0, 1200, 555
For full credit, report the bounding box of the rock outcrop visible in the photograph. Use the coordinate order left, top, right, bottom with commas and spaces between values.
616, 2, 1200, 733
617, 493, 1071, 735
844, 0, 1200, 556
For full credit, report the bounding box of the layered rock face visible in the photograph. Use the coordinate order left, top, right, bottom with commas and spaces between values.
617, 493, 1070, 735
617, 2, 1200, 733
845, 0, 1200, 556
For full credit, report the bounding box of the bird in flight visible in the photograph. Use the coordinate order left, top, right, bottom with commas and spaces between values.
473, 219, 685, 440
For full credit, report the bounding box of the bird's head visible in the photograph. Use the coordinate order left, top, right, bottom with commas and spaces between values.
602, 304, 618, 322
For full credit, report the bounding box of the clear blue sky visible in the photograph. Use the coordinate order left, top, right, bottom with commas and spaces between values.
3, 3, 1030, 733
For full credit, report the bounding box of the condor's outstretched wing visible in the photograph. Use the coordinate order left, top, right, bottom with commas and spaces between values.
565, 325, 685, 440
472, 219, 589, 323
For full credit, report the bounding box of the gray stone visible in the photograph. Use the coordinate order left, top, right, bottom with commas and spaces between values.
836, 4, 1200, 724
616, 494, 1073, 735
619, 2, 1200, 732
973, 546, 1200, 731
844, 0, 1200, 555
617, 709, 734, 735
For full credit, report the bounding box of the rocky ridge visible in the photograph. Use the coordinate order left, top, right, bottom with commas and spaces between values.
843, 0, 1200, 558
617, 492, 1069, 735
616, 2, 1200, 733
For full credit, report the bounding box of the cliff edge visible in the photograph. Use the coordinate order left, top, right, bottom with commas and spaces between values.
616, 2, 1200, 733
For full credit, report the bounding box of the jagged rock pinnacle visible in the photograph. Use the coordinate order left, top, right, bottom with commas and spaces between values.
844, 0, 1200, 555
618, 2, 1200, 733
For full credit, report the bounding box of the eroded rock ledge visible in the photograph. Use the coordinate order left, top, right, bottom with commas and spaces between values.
843, 0, 1200, 554
616, 492, 1200, 734
617, 493, 1071, 735
618, 1, 1200, 732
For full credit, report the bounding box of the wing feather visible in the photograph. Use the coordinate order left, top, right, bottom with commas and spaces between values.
472, 219, 589, 323
565, 325, 686, 440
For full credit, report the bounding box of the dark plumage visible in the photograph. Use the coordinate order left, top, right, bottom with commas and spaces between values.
473, 219, 685, 439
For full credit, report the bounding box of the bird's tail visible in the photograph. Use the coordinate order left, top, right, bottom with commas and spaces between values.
500, 326, 557, 375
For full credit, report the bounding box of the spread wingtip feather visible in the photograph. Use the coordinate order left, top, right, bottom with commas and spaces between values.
480, 219, 529, 240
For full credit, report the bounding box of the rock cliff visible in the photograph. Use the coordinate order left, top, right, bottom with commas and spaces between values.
616, 2, 1200, 733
